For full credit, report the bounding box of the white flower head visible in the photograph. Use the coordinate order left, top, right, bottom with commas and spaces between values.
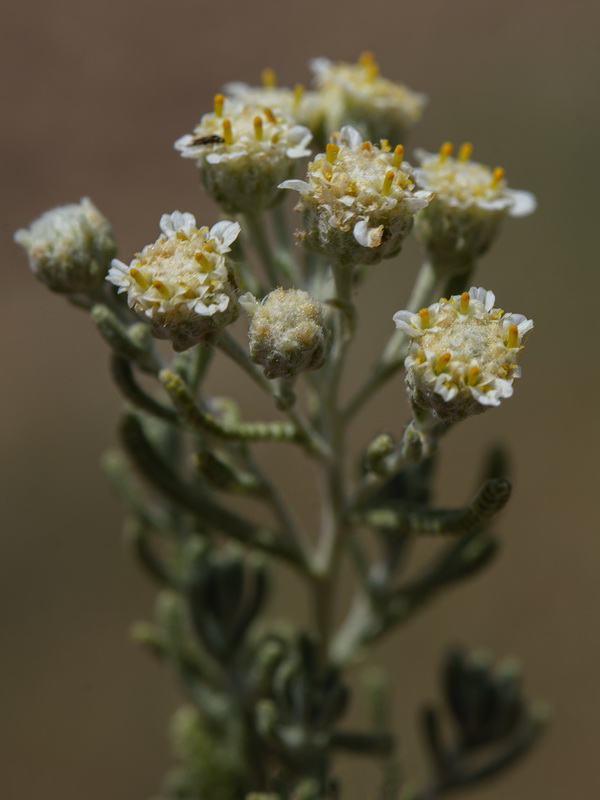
224, 68, 325, 139
107, 213, 241, 351
310, 52, 426, 147
174, 94, 312, 213
413, 142, 537, 266
14, 198, 116, 295
243, 288, 329, 379
280, 126, 433, 266
393, 287, 533, 421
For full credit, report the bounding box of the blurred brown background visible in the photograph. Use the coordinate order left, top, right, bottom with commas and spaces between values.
2, 0, 599, 797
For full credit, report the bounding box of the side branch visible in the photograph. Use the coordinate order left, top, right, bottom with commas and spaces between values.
351, 479, 512, 537
160, 369, 303, 445
119, 413, 302, 567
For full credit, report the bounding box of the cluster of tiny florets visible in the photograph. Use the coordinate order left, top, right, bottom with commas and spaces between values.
412, 143, 537, 266
281, 125, 433, 266
223, 71, 324, 139
242, 288, 329, 379
175, 95, 312, 213
393, 287, 533, 421
310, 52, 426, 146
108, 212, 240, 351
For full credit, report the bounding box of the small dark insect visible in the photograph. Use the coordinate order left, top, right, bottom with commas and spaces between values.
191, 134, 225, 146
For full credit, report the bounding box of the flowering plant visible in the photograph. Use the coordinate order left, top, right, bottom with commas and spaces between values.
15, 53, 545, 800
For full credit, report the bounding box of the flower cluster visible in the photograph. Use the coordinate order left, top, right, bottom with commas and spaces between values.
281, 126, 433, 266
310, 52, 426, 146
393, 287, 533, 421
413, 143, 536, 268
108, 212, 240, 351
175, 94, 312, 213
14, 198, 116, 295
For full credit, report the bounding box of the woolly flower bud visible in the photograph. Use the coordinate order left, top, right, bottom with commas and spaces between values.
393, 287, 533, 422
310, 52, 426, 146
280, 126, 433, 266
14, 198, 116, 295
107, 212, 240, 352
174, 95, 312, 214
241, 288, 328, 379
413, 143, 537, 267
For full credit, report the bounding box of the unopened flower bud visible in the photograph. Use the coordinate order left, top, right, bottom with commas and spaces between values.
365, 433, 395, 475
242, 288, 329, 379
393, 287, 533, 422
14, 197, 116, 295
400, 420, 433, 462
107, 212, 240, 351
413, 143, 536, 269
281, 126, 432, 267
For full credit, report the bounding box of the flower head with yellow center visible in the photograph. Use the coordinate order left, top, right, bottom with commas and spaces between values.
174, 95, 312, 214
280, 126, 433, 266
224, 67, 325, 143
310, 52, 426, 147
412, 142, 537, 268
107, 212, 240, 351
393, 287, 533, 421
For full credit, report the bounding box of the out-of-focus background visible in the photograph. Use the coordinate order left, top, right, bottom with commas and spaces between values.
2, 1, 599, 797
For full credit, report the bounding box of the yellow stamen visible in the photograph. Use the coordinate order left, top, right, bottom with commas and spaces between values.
213, 94, 224, 117
379, 139, 391, 153
359, 51, 379, 80
194, 251, 213, 272
345, 180, 358, 196
460, 292, 470, 313
392, 144, 404, 168
506, 324, 519, 349
467, 365, 480, 386
261, 68, 276, 88
263, 107, 276, 124
129, 267, 150, 289
177, 283, 196, 299
222, 119, 233, 145
292, 84, 304, 108
418, 308, 431, 328
458, 142, 473, 162
360, 141, 372, 151
152, 280, 170, 298
491, 166, 505, 187
253, 116, 263, 142
358, 51, 375, 67
326, 143, 340, 164
434, 352, 452, 373
439, 141, 453, 161
381, 169, 395, 196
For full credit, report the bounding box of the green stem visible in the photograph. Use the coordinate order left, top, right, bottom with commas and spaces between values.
217, 331, 330, 459
271, 203, 302, 285
312, 262, 358, 665
243, 209, 280, 289
248, 458, 312, 568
